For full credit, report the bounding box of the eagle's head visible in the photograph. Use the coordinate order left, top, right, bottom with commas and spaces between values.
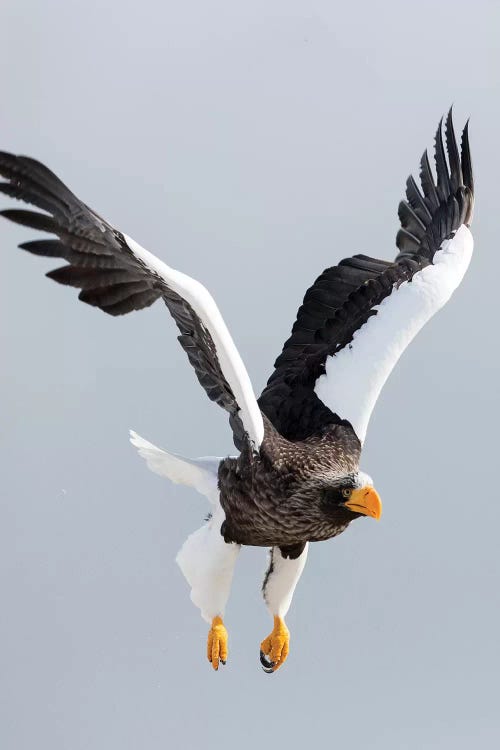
321, 471, 382, 522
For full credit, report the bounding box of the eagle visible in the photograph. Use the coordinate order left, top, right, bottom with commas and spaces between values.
0, 110, 474, 673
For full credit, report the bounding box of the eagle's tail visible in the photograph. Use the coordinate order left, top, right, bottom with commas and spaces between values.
129, 430, 221, 502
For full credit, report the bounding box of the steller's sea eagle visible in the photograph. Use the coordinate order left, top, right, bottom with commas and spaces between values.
0, 110, 474, 672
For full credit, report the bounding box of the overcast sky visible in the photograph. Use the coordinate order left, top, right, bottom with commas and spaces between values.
1, 1, 500, 748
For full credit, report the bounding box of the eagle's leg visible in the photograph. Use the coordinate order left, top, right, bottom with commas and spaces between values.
260, 542, 308, 673
176, 505, 240, 671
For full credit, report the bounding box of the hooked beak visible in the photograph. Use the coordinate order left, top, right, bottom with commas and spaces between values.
344, 486, 382, 520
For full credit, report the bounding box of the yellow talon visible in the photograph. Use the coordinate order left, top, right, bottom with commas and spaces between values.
260, 615, 290, 672
207, 615, 228, 671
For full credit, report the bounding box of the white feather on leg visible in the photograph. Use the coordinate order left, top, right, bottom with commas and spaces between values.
263, 544, 309, 618
176, 504, 240, 623
260, 544, 309, 672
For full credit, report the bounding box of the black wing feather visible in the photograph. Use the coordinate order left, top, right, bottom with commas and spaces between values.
419, 151, 441, 212
434, 118, 452, 202
445, 109, 463, 193
461, 121, 474, 202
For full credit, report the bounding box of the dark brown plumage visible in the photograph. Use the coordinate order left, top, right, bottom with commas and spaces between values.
218, 416, 361, 549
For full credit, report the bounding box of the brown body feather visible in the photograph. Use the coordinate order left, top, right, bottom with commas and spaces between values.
218, 416, 361, 548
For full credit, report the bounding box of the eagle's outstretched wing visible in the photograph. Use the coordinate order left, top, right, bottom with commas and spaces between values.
0, 154, 264, 449
259, 110, 474, 444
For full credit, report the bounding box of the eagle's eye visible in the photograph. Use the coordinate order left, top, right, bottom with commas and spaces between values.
341, 488, 352, 499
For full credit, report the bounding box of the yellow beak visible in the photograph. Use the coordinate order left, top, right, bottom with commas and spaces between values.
344, 486, 382, 520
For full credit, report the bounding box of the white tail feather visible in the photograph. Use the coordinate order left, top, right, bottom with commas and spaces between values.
129, 430, 221, 501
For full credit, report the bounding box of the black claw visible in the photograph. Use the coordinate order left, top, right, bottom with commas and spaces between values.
260, 649, 275, 672
220, 659, 226, 666
260, 649, 271, 666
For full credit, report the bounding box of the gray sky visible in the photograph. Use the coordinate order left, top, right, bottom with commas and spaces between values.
1, 1, 500, 748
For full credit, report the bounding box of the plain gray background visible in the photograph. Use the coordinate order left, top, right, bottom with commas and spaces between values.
1, 1, 499, 748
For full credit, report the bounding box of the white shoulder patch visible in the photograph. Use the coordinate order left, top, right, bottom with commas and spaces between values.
314, 225, 473, 443
124, 234, 264, 448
